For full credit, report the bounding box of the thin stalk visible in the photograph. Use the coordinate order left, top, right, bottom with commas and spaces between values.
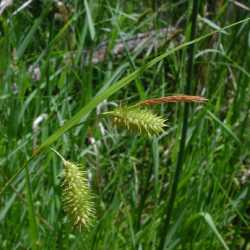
158, 1, 200, 249
24, 165, 39, 250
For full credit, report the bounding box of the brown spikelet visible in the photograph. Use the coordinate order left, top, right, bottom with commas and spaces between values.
139, 95, 208, 106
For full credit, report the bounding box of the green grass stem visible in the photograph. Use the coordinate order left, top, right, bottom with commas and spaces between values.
159, 1, 200, 249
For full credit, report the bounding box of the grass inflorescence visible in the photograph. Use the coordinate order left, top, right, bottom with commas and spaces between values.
51, 148, 95, 230
103, 106, 167, 137
103, 95, 206, 137
139, 95, 208, 105
61, 160, 95, 230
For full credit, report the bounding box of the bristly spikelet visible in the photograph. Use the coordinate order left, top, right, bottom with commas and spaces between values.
106, 106, 167, 137
61, 160, 95, 230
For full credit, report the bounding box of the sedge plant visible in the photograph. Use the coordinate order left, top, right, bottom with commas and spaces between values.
51, 95, 206, 231
1, 2, 249, 249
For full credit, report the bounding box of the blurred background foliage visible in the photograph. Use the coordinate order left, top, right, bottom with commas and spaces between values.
0, 0, 249, 249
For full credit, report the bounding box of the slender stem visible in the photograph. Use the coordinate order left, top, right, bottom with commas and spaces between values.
25, 165, 39, 250
158, 1, 200, 249
50, 147, 66, 162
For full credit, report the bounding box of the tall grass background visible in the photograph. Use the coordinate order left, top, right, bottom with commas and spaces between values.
0, 0, 249, 249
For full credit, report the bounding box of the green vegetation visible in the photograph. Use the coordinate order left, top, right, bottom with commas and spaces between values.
0, 1, 249, 249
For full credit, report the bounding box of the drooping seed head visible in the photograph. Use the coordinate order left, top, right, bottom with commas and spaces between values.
62, 160, 95, 230
106, 106, 167, 137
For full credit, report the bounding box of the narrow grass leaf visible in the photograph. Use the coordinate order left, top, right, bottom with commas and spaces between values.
17, 17, 42, 59
84, 0, 95, 40
206, 110, 241, 144
200, 212, 229, 250
0, 180, 25, 221
199, 16, 228, 34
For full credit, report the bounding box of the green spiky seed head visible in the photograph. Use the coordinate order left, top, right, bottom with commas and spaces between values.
62, 160, 95, 230
106, 106, 167, 137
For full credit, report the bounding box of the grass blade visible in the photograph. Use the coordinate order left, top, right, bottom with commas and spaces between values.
84, 0, 95, 40
200, 212, 229, 250
206, 110, 241, 144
